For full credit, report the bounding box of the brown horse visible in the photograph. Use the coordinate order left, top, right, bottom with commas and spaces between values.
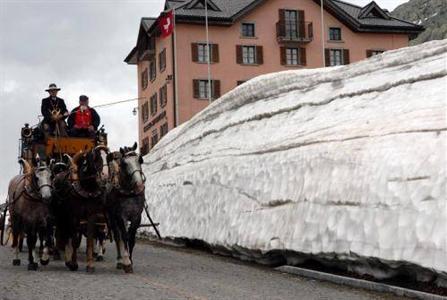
106, 142, 145, 273
8, 157, 54, 270
53, 147, 109, 272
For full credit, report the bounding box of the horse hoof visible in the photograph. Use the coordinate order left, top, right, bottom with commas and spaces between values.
93, 252, 98, 258
65, 262, 78, 271
12, 259, 21, 266
27, 263, 38, 271
123, 264, 133, 274
86, 266, 95, 273
96, 256, 104, 262
40, 259, 50, 266
116, 262, 123, 270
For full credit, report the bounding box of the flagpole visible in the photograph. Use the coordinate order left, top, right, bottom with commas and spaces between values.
205, 0, 212, 103
321, 0, 326, 67
173, 9, 179, 126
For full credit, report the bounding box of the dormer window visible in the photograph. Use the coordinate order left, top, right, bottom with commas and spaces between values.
329, 27, 341, 41
186, 0, 220, 11
358, 1, 390, 20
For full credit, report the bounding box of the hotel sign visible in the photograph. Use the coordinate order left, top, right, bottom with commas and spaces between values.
144, 110, 167, 132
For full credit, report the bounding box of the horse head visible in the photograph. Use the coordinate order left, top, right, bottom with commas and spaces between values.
118, 142, 146, 195
93, 145, 110, 183
20, 155, 54, 203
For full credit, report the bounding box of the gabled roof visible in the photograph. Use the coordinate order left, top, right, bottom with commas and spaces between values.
124, 17, 157, 64
318, 0, 424, 33
165, 0, 423, 33
358, 1, 390, 19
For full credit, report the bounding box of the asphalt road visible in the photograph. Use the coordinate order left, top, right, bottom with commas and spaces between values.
0, 239, 404, 300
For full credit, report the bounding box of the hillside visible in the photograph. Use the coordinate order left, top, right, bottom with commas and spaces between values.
392, 0, 447, 45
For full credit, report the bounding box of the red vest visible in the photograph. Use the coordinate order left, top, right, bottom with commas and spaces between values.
74, 106, 92, 129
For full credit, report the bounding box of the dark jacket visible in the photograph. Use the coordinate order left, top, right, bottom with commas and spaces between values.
67, 106, 101, 130
41, 96, 68, 123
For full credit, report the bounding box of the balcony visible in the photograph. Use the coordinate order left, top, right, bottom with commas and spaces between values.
276, 21, 313, 43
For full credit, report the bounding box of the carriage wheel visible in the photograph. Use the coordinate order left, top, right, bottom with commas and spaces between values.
0, 207, 8, 246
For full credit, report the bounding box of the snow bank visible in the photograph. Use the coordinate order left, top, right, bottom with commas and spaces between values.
142, 40, 447, 280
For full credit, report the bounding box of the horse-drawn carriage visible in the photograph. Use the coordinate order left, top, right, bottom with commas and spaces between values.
1, 120, 160, 273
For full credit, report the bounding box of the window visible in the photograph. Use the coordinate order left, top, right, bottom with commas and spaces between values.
241, 23, 255, 37
193, 79, 220, 100
236, 45, 263, 65
198, 43, 210, 63
199, 80, 209, 99
141, 137, 149, 155
150, 93, 158, 115
141, 68, 148, 90
149, 59, 156, 81
159, 84, 168, 107
160, 123, 168, 137
192, 43, 219, 63
237, 80, 246, 86
142, 101, 149, 123
329, 27, 342, 41
286, 48, 299, 65
159, 48, 166, 72
242, 46, 256, 64
151, 129, 159, 148
366, 50, 384, 57
329, 49, 343, 66
284, 10, 298, 39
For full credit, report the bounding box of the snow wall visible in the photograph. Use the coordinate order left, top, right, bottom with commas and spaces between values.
142, 40, 447, 283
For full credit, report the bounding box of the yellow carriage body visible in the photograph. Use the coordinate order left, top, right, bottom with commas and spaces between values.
44, 137, 96, 157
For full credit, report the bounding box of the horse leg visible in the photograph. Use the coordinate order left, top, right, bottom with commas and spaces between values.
64, 238, 78, 271
26, 231, 38, 271
11, 230, 21, 266
11, 216, 22, 266
96, 228, 105, 262
86, 216, 96, 273
128, 217, 140, 263
117, 218, 132, 273
38, 227, 49, 266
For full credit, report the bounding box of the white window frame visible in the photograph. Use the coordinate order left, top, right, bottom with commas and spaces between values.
286, 48, 299, 65
329, 49, 343, 66
242, 46, 256, 64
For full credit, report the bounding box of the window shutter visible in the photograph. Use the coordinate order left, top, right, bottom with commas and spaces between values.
325, 48, 330, 66
298, 10, 305, 38
212, 44, 219, 63
308, 22, 313, 38
191, 43, 198, 62
280, 47, 286, 65
343, 49, 350, 65
236, 45, 243, 64
256, 46, 263, 65
300, 47, 307, 66
213, 80, 221, 99
279, 9, 286, 23
193, 80, 199, 98
366, 50, 373, 58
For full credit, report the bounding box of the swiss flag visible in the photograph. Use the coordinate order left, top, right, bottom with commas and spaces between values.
159, 10, 174, 38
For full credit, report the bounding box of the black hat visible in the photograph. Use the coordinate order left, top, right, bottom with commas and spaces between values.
79, 95, 89, 102
45, 83, 61, 92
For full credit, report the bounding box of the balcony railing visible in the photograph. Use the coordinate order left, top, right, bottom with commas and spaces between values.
276, 21, 313, 43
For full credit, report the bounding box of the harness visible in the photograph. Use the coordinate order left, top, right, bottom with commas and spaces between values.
10, 173, 52, 205
108, 152, 146, 197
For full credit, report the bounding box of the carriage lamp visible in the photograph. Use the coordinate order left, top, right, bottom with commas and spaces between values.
132, 107, 138, 116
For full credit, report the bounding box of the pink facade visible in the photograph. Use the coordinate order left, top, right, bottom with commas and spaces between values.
128, 0, 417, 154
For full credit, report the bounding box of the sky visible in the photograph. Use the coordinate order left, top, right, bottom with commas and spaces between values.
0, 0, 409, 202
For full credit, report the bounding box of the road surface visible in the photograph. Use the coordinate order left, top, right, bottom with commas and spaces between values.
0, 239, 404, 300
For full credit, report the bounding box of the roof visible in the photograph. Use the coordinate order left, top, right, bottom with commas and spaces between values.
326, 0, 424, 33
125, 0, 424, 64
163, 0, 423, 33
166, 0, 267, 24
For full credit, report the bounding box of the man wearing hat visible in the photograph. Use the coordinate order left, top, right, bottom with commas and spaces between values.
41, 83, 69, 137
67, 95, 100, 137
